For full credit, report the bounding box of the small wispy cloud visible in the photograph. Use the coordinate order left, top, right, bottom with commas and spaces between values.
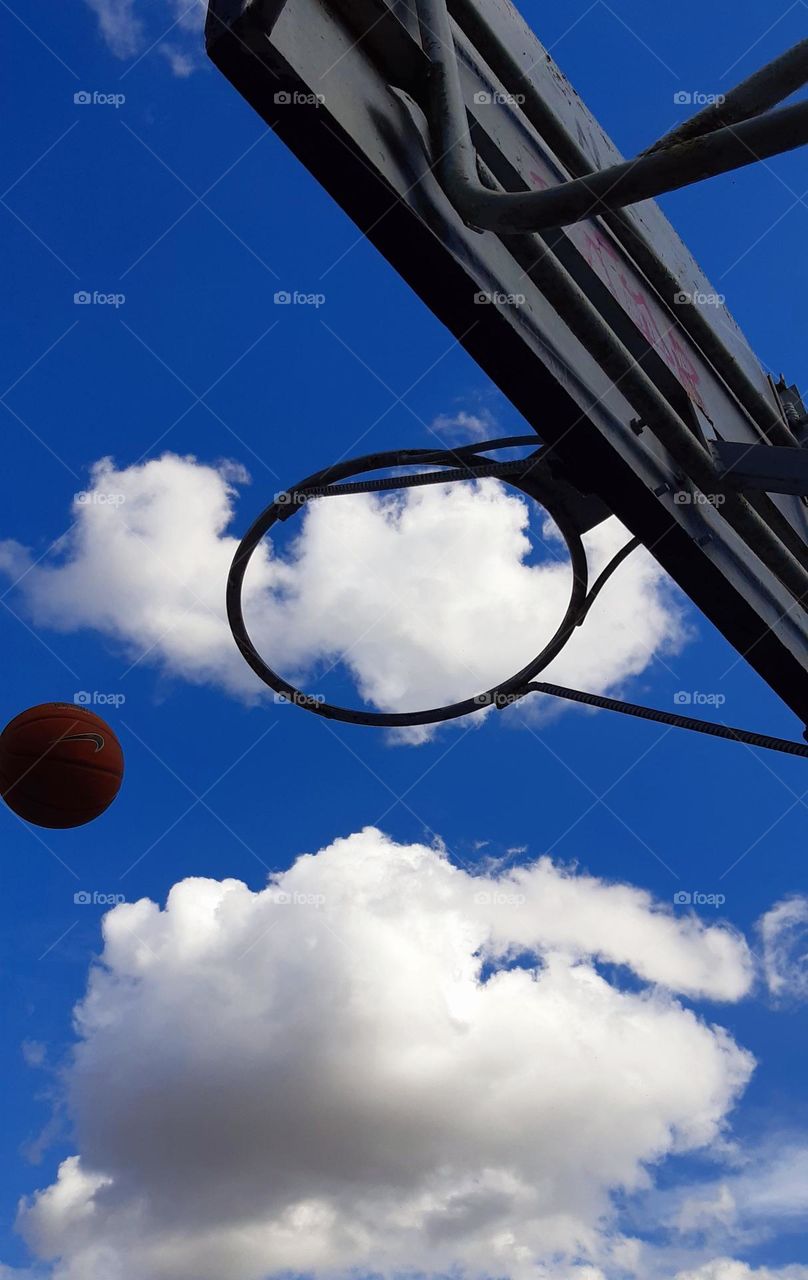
430, 407, 500, 443
758, 896, 808, 1003
84, 0, 206, 76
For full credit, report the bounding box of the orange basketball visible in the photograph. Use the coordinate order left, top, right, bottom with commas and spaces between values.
0, 703, 124, 829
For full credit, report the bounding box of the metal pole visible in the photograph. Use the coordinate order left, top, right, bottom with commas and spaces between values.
524, 681, 808, 758
645, 38, 808, 154
485, 101, 808, 230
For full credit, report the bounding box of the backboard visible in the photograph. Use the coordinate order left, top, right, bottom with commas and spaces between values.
206, 0, 808, 726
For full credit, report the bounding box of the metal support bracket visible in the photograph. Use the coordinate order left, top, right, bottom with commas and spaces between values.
711, 442, 808, 496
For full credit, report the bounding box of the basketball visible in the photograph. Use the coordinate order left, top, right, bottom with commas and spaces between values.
0, 703, 124, 829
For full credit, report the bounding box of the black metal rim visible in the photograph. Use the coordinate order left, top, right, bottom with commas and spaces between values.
226, 445, 590, 726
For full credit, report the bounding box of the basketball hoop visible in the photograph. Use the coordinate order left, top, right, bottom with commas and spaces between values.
227, 440, 596, 727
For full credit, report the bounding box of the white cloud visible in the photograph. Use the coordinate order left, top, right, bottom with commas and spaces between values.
675, 1262, 808, 1279
677, 1183, 737, 1233
84, 0, 206, 75
17, 831, 754, 1280
159, 45, 196, 77
430, 408, 499, 442
758, 897, 808, 1002
639, 1136, 808, 1272
21, 1041, 47, 1069
83, 0, 143, 58
680, 1144, 808, 1238
0, 454, 686, 740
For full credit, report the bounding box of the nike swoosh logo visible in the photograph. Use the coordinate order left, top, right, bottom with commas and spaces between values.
61, 732, 105, 753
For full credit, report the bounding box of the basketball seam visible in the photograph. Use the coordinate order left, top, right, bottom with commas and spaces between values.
2, 711, 122, 747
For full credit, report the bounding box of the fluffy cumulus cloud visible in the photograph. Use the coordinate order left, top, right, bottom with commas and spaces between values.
84, 0, 206, 76
16, 830, 756, 1280
758, 897, 808, 1002
0, 454, 686, 738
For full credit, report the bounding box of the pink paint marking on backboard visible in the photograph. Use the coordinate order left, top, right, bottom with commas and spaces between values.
523, 169, 706, 409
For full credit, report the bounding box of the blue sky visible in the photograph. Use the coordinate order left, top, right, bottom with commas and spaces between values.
2, 2, 808, 1278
